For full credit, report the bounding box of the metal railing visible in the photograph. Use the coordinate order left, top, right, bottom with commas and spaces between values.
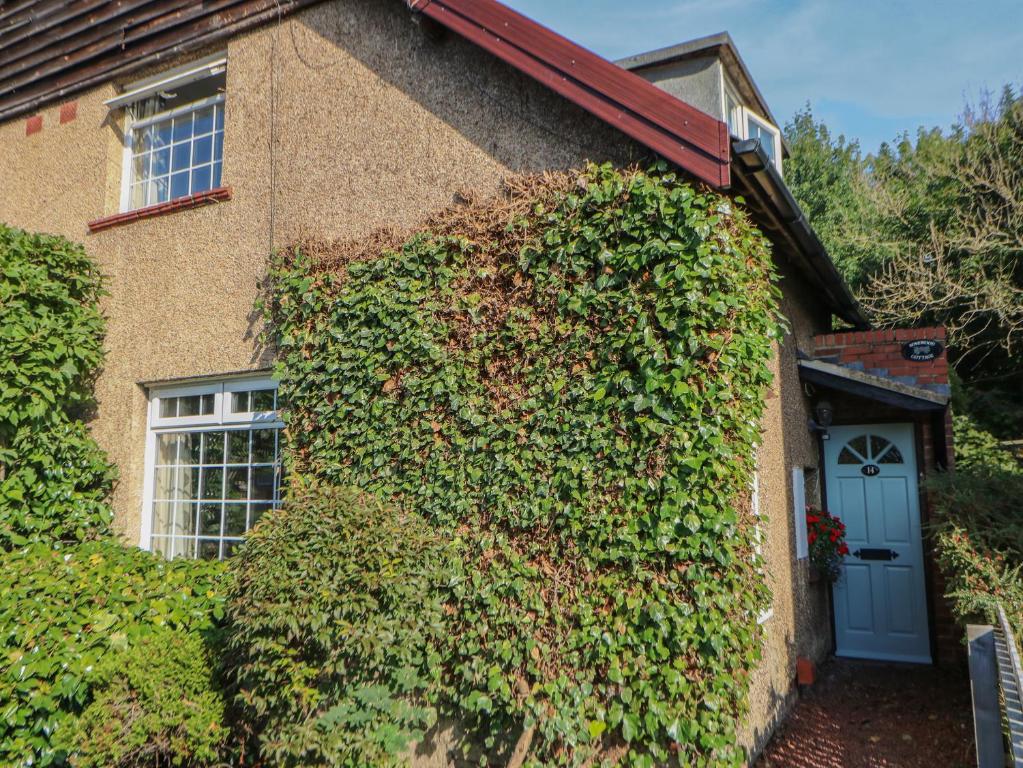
969, 606, 1023, 767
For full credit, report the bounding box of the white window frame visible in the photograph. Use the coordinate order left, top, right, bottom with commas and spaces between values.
720, 73, 783, 175
139, 374, 282, 550
113, 53, 227, 214
104, 54, 226, 111
792, 466, 808, 560
742, 107, 784, 174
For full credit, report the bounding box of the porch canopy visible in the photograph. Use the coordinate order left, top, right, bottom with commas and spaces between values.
797, 358, 950, 412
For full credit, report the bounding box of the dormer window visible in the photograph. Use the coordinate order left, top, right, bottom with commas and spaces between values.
107, 54, 227, 213
723, 83, 783, 175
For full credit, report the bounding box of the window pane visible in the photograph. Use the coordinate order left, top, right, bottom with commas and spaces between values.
174, 537, 197, 559
251, 466, 276, 500
154, 466, 176, 499
131, 182, 146, 210
214, 132, 223, 161
153, 501, 174, 536
251, 389, 275, 412
227, 431, 249, 464
199, 503, 222, 536
132, 153, 147, 183
159, 397, 178, 418
152, 147, 170, 176
879, 446, 904, 464
251, 429, 275, 463
179, 465, 199, 500
178, 395, 201, 417
748, 118, 776, 162
197, 539, 220, 561
837, 447, 860, 465
153, 121, 172, 148
193, 134, 212, 165
181, 432, 202, 464
156, 433, 180, 464
203, 431, 225, 464
175, 501, 198, 536
170, 171, 190, 199
149, 387, 279, 561
172, 113, 193, 143
870, 435, 890, 460
212, 161, 223, 189
194, 107, 214, 135
215, 104, 224, 131
191, 164, 211, 193
171, 142, 191, 172
201, 467, 224, 500
138, 126, 153, 152
231, 391, 250, 413
148, 176, 168, 206
848, 435, 868, 458
224, 504, 247, 536
225, 467, 249, 499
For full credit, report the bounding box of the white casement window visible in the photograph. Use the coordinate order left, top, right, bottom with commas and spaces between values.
722, 80, 783, 175
109, 54, 227, 212
141, 376, 282, 560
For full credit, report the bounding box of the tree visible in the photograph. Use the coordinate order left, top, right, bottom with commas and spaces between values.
783, 106, 881, 287
785, 92, 1023, 438
862, 88, 1023, 376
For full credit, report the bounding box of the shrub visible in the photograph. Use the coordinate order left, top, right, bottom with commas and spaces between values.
225, 483, 459, 767
928, 469, 1023, 559
0, 224, 115, 550
0, 422, 117, 549
951, 413, 1021, 476
0, 224, 106, 446
264, 164, 782, 765
0, 541, 226, 767
929, 469, 1023, 646
55, 627, 226, 768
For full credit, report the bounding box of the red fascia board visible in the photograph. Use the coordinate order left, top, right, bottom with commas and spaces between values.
414, 0, 730, 188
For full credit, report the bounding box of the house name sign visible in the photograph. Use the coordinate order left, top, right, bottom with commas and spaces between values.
901, 339, 944, 362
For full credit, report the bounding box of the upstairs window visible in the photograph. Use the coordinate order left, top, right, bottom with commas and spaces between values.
723, 82, 783, 175
108, 54, 226, 213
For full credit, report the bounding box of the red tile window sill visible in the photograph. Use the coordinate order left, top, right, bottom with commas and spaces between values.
87, 186, 232, 233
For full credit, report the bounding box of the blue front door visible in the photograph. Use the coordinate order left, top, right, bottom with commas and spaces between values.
824, 424, 931, 663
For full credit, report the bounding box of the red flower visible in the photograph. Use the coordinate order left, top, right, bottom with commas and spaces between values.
838, 544, 850, 556
807, 515, 820, 524
808, 532, 817, 544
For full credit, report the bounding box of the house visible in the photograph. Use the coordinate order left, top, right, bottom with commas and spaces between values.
0, 0, 956, 760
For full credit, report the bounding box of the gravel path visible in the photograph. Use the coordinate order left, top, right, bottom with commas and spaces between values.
756, 658, 974, 768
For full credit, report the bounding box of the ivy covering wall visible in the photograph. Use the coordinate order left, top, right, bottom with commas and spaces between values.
263, 165, 784, 766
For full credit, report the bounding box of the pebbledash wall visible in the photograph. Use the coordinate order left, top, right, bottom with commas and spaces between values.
0, 0, 834, 757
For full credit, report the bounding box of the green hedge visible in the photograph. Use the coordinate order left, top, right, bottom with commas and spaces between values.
0, 224, 227, 767
0, 541, 226, 766
225, 483, 458, 767
929, 470, 1023, 645
263, 164, 783, 766
0, 224, 114, 548
53, 626, 226, 768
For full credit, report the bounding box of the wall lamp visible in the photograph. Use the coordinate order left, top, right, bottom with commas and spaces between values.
808, 399, 834, 440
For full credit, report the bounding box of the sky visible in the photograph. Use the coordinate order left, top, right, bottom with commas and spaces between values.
501, 0, 1023, 153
